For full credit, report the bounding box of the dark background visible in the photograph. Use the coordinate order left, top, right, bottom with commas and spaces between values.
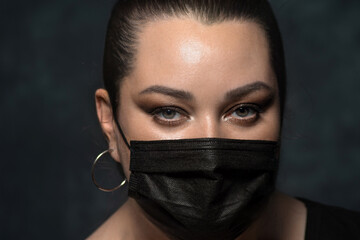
1, 0, 359, 239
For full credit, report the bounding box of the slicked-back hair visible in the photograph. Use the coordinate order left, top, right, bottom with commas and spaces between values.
103, 0, 286, 121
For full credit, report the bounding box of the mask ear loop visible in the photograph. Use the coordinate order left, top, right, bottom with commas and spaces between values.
114, 119, 131, 150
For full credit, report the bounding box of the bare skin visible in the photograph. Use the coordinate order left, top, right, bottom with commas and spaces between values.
90, 18, 307, 240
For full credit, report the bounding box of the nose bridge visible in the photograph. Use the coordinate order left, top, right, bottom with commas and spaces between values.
196, 114, 221, 138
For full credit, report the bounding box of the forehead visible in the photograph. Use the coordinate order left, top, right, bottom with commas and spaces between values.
127, 17, 275, 92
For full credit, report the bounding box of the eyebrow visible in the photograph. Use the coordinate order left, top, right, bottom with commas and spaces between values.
139, 85, 194, 101
224, 81, 274, 102
139, 81, 274, 102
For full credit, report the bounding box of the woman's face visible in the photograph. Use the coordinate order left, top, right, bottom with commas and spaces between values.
97, 18, 280, 179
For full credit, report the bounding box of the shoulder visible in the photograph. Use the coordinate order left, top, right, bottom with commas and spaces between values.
298, 198, 360, 239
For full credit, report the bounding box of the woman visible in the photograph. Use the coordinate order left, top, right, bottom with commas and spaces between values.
89, 0, 360, 239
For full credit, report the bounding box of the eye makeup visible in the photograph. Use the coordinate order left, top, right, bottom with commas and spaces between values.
232, 93, 274, 125
223, 103, 264, 126
135, 86, 276, 128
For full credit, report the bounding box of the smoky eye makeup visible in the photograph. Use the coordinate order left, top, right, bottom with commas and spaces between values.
223, 103, 263, 125
222, 92, 275, 126
135, 97, 191, 127
135, 88, 276, 127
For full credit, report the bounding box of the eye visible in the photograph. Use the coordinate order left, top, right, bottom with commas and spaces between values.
224, 104, 263, 125
157, 108, 181, 120
232, 106, 256, 118
151, 106, 188, 126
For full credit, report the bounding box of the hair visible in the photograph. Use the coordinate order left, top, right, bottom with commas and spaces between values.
103, 0, 286, 121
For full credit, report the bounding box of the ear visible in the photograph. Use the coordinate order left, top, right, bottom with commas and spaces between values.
95, 89, 121, 163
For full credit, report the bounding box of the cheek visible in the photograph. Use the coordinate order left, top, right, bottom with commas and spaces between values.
113, 129, 132, 180
257, 98, 281, 141
221, 119, 280, 141
119, 148, 131, 180
118, 86, 154, 140
117, 93, 158, 180
115, 97, 135, 180
121, 107, 161, 140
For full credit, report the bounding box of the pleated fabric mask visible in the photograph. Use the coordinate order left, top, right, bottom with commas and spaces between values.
116, 121, 279, 240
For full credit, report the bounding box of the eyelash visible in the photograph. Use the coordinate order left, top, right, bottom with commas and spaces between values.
150, 104, 264, 126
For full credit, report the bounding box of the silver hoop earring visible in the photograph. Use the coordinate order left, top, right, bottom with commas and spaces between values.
91, 149, 127, 192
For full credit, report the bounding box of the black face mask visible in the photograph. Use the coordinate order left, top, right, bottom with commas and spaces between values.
116, 122, 280, 240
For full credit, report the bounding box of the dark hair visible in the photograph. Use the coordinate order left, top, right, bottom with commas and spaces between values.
103, 0, 286, 120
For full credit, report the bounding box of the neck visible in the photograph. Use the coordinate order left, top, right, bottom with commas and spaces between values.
120, 198, 170, 240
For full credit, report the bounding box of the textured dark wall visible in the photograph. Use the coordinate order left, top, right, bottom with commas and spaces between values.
1, 0, 359, 239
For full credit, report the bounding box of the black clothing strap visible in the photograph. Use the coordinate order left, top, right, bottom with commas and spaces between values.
297, 197, 360, 240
